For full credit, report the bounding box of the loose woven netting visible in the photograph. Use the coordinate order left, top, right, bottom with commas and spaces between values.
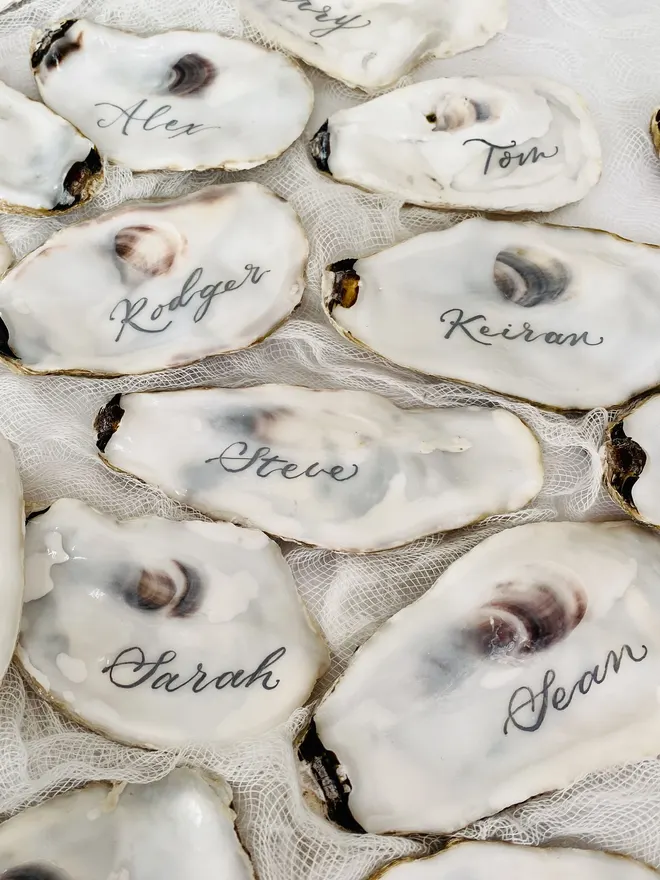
0, 0, 657, 876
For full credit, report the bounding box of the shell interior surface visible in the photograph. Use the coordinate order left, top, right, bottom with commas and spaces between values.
19, 498, 328, 749
0, 769, 255, 880
0, 183, 308, 376
305, 520, 660, 834
95, 385, 543, 552
0, 80, 102, 215
238, 0, 507, 91
311, 76, 601, 212
32, 19, 314, 172
603, 393, 660, 526
0, 433, 24, 684
323, 217, 660, 410
371, 841, 658, 880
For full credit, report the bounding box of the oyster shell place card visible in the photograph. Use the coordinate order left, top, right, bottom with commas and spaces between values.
324, 218, 660, 410
301, 520, 660, 834
239, 0, 507, 91
95, 385, 543, 553
19, 499, 328, 749
603, 393, 660, 528
369, 842, 658, 880
0, 433, 24, 685
0, 183, 307, 376
0, 79, 103, 215
32, 18, 313, 172
0, 770, 256, 880
311, 77, 601, 212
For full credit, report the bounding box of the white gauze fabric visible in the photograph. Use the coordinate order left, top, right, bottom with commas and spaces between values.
0, 0, 656, 877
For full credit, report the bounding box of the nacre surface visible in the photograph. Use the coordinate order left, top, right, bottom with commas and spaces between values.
19, 498, 328, 748
96, 384, 543, 552
304, 520, 660, 834
311, 77, 601, 212
32, 18, 313, 171
239, 0, 507, 91
323, 218, 660, 410
0, 183, 307, 376
0, 769, 255, 880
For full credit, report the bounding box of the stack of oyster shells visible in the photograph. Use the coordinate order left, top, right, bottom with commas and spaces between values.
0, 3, 658, 880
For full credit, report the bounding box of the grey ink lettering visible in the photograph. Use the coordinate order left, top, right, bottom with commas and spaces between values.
277, 0, 371, 38
503, 643, 648, 735
440, 308, 604, 349
94, 99, 222, 139
101, 645, 287, 692
206, 440, 359, 482
463, 137, 560, 176
109, 264, 271, 342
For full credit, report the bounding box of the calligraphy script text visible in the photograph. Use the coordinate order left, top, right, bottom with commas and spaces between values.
95, 99, 221, 139
278, 0, 371, 38
110, 264, 270, 343
504, 643, 649, 735
206, 440, 359, 482
440, 308, 604, 349
463, 138, 560, 176
101, 646, 287, 692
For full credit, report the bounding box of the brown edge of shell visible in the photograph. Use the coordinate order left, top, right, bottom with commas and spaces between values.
650, 107, 660, 157
321, 219, 660, 414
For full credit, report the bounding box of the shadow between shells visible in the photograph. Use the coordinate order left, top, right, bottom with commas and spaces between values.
0, 0, 659, 878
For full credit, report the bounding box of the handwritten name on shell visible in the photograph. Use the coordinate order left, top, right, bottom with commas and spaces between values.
278, 0, 372, 38
110, 264, 271, 342
206, 441, 359, 482
440, 308, 604, 349
463, 138, 560, 176
101, 645, 287, 692
95, 98, 221, 139
503, 643, 649, 735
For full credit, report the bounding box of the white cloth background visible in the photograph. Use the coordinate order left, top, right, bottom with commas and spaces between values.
0, 0, 657, 877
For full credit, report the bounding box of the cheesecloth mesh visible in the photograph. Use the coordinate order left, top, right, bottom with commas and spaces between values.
0, 0, 656, 876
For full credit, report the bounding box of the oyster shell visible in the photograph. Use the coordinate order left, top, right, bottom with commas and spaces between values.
0, 769, 255, 880
603, 393, 660, 527
301, 520, 660, 834
369, 841, 658, 880
0, 79, 102, 215
238, 0, 507, 92
95, 385, 543, 553
32, 18, 313, 172
0, 432, 24, 684
323, 218, 660, 410
0, 183, 307, 376
19, 498, 328, 749
310, 77, 601, 212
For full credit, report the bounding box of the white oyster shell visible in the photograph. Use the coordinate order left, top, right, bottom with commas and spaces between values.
19, 498, 328, 749
0, 183, 307, 376
603, 393, 660, 527
0, 433, 24, 684
323, 218, 660, 410
0, 769, 255, 880
239, 0, 507, 91
311, 77, 601, 212
307, 520, 660, 834
372, 841, 658, 880
96, 385, 543, 552
0, 79, 102, 215
32, 19, 313, 172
